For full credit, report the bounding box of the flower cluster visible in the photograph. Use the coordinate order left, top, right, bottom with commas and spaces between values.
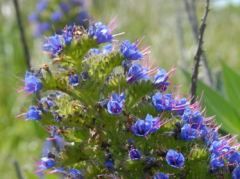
29, 0, 89, 36
20, 21, 240, 178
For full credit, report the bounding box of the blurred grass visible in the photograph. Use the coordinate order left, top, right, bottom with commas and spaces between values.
0, 0, 240, 178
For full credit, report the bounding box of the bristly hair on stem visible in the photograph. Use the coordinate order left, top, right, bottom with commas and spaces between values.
190, 0, 210, 104
13, 0, 31, 70
184, 0, 213, 86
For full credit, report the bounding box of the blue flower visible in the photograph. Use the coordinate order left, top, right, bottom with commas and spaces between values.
131, 114, 160, 137
152, 92, 173, 112
102, 44, 113, 54
40, 97, 55, 111
62, 25, 74, 45
232, 166, 240, 179
68, 168, 83, 179
24, 72, 42, 93
131, 119, 152, 137
166, 149, 185, 168
107, 93, 125, 115
43, 34, 64, 56
173, 98, 189, 115
26, 106, 42, 120
210, 154, 224, 170
129, 148, 141, 160
200, 126, 219, 146
36, 0, 48, 13
88, 22, 112, 44
59, 2, 70, 13
51, 11, 63, 22
120, 40, 143, 60
69, 74, 79, 86
209, 140, 230, 156
127, 63, 149, 83
228, 151, 240, 166
180, 124, 199, 141
181, 108, 203, 129
104, 159, 115, 170
153, 69, 169, 91
154, 172, 169, 179
38, 157, 56, 171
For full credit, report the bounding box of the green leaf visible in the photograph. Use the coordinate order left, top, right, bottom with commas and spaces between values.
222, 63, 240, 108
197, 80, 240, 134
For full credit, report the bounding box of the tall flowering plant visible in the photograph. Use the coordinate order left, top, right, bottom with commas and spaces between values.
29, 0, 89, 36
19, 21, 240, 178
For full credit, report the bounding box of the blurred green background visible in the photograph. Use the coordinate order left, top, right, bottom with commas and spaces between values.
0, 0, 240, 178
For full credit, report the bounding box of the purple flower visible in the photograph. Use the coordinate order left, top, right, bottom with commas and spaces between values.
69, 74, 79, 86
232, 166, 240, 179
154, 172, 169, 179
35, 22, 51, 36
88, 22, 112, 44
131, 114, 160, 137
28, 13, 38, 22
67, 168, 83, 179
181, 108, 203, 129
127, 63, 149, 83
107, 93, 125, 115
166, 149, 185, 168
210, 154, 224, 170
43, 34, 64, 56
153, 69, 169, 91
51, 11, 63, 22
180, 124, 199, 141
152, 92, 173, 112
24, 72, 42, 93
129, 148, 141, 160
26, 106, 42, 120
120, 40, 143, 60
76, 11, 89, 25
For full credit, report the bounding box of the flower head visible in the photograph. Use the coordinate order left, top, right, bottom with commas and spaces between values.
88, 22, 112, 44
131, 114, 160, 137
120, 40, 143, 60
154, 172, 169, 179
180, 124, 199, 141
129, 148, 141, 160
51, 11, 63, 22
153, 69, 170, 91
107, 93, 125, 115
24, 72, 42, 93
166, 149, 185, 168
69, 74, 79, 86
26, 106, 42, 120
37, 156, 56, 171
209, 154, 224, 170
152, 92, 174, 112
67, 168, 83, 179
181, 108, 203, 129
127, 63, 149, 83
232, 166, 240, 179
43, 34, 65, 56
